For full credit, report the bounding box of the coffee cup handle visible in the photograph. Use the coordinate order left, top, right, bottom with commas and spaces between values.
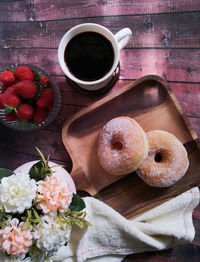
115, 28, 132, 50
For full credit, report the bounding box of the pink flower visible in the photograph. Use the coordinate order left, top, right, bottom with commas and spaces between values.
0, 218, 32, 256
36, 176, 73, 214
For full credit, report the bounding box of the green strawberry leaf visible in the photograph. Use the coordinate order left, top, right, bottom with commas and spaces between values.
34, 83, 44, 100
68, 194, 86, 212
5, 68, 15, 72
0, 168, 13, 181
33, 69, 40, 81
18, 120, 34, 126
4, 106, 15, 114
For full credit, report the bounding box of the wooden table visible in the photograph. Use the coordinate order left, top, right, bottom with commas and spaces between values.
0, 1, 200, 261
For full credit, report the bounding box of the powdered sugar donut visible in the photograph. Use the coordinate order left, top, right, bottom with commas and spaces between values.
137, 130, 189, 187
97, 117, 149, 175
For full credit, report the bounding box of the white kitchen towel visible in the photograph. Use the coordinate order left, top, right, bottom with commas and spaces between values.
54, 187, 199, 262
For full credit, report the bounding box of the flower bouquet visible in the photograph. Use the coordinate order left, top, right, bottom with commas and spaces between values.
0, 149, 89, 261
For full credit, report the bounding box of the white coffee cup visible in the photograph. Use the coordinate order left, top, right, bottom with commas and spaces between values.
58, 23, 132, 91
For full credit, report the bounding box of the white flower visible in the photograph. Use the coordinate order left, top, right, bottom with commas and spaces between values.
33, 215, 71, 252
0, 173, 37, 213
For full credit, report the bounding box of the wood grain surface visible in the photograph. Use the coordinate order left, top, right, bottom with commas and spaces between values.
1, 12, 200, 48
0, 0, 200, 261
1, 0, 200, 21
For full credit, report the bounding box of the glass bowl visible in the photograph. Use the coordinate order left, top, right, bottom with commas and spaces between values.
0, 64, 62, 131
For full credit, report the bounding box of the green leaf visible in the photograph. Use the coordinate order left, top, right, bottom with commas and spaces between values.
29, 148, 62, 182
32, 69, 40, 81
0, 209, 12, 228
35, 147, 46, 162
21, 207, 41, 228
18, 120, 34, 126
32, 208, 41, 221
68, 210, 85, 218
34, 82, 44, 100
0, 168, 13, 181
68, 194, 86, 212
56, 209, 91, 230
73, 219, 87, 229
4, 106, 15, 114
29, 244, 45, 261
29, 245, 41, 257
29, 160, 46, 181
5, 68, 15, 72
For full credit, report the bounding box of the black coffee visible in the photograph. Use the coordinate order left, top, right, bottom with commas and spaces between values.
64, 32, 114, 81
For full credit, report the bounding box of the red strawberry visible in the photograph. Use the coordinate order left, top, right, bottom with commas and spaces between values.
1, 92, 20, 108
36, 88, 54, 108
14, 80, 38, 99
0, 71, 15, 85
0, 86, 18, 108
3, 86, 16, 96
40, 76, 49, 85
0, 93, 4, 108
15, 66, 34, 81
5, 112, 16, 121
46, 102, 53, 112
16, 104, 33, 120
33, 108, 46, 123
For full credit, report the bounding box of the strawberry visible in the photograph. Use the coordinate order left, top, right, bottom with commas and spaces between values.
46, 102, 53, 112
0, 71, 15, 85
3, 86, 16, 96
36, 88, 54, 108
14, 80, 38, 99
16, 104, 33, 120
15, 66, 34, 81
33, 108, 46, 123
0, 89, 20, 108
5, 112, 16, 122
0, 93, 4, 109
0, 86, 20, 108
40, 76, 49, 85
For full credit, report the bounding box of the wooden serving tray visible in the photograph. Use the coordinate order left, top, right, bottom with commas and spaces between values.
62, 75, 200, 219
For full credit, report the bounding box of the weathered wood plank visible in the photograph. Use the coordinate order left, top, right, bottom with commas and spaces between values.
0, 0, 200, 22
186, 117, 200, 139
1, 12, 200, 48
169, 83, 200, 118
0, 149, 71, 172
0, 123, 72, 165
0, 48, 200, 83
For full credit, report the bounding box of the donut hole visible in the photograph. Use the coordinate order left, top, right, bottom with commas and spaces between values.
154, 152, 163, 162
111, 140, 123, 151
